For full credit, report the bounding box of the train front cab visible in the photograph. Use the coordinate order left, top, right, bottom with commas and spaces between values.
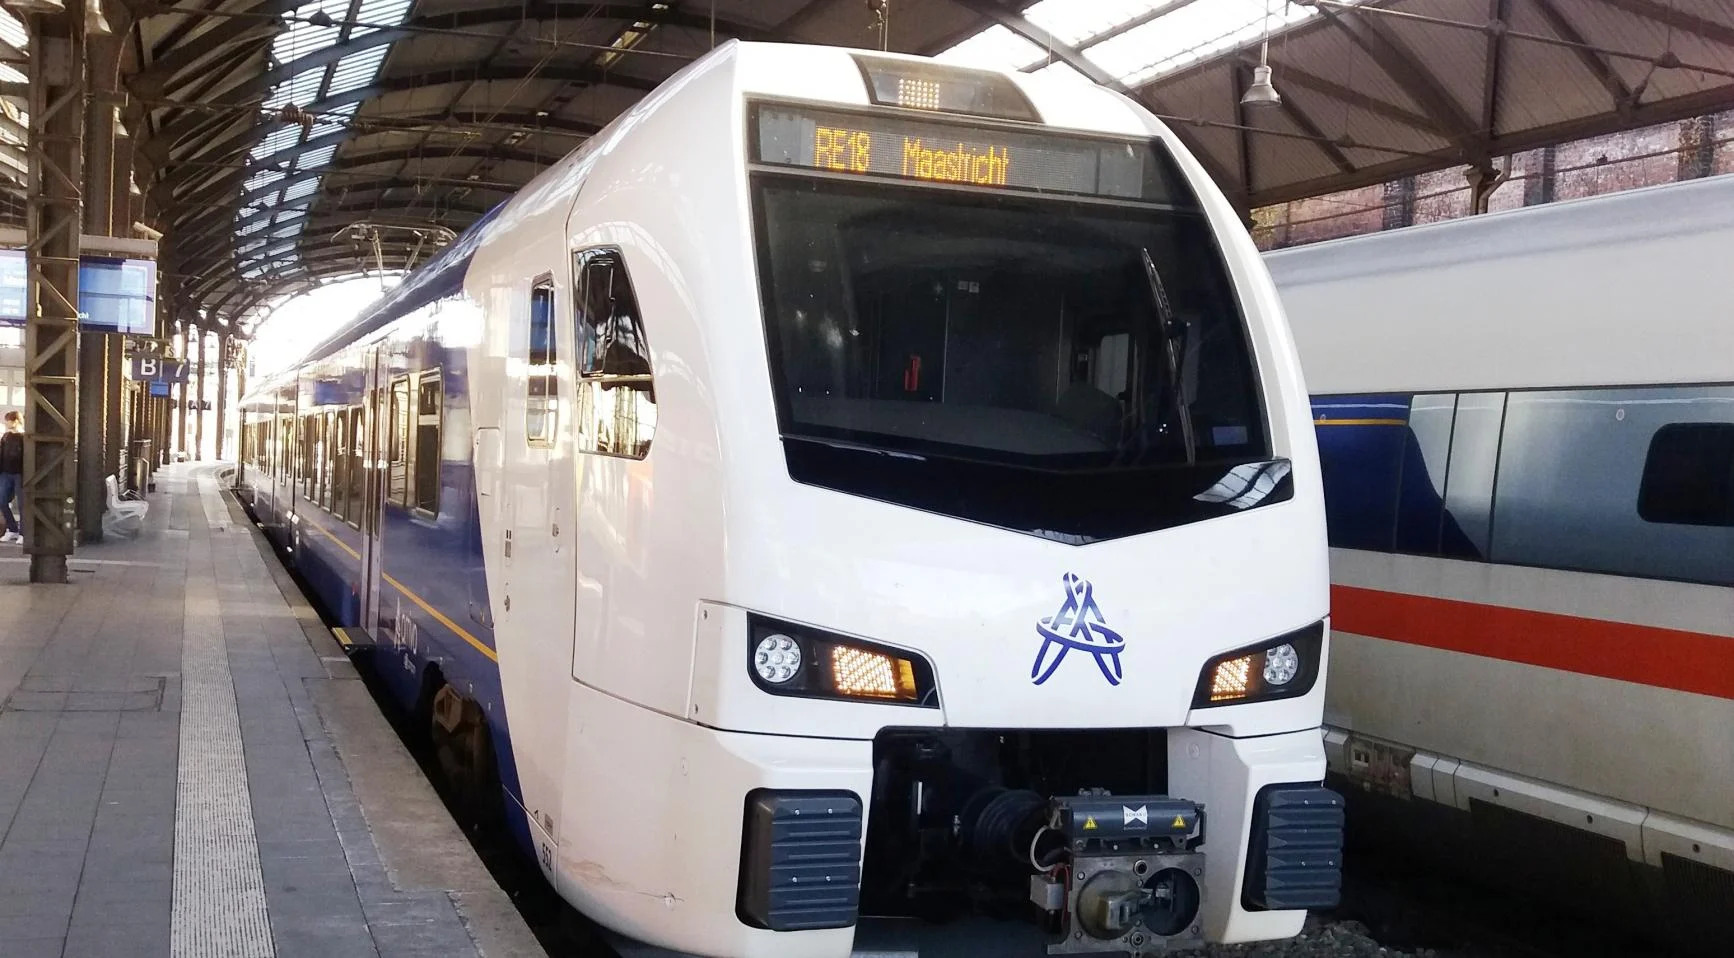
497, 46, 1345, 958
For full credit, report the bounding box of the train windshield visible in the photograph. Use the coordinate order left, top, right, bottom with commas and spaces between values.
750, 134, 1274, 543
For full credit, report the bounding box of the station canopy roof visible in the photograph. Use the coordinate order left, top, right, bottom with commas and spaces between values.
1, 0, 1727, 335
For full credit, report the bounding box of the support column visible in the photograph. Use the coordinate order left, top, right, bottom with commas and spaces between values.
104, 92, 134, 484
175, 320, 188, 459
193, 328, 205, 460
215, 334, 228, 461
23, 8, 86, 582
76, 27, 121, 543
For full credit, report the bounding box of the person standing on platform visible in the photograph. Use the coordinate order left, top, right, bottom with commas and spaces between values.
0, 410, 21, 544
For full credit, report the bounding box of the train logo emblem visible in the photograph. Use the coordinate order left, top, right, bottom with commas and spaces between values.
1031, 573, 1125, 687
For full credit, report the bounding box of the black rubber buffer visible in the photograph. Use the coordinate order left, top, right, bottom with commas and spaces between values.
737, 789, 863, 931
1243, 784, 1345, 911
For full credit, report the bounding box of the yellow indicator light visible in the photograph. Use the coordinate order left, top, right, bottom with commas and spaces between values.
1209, 655, 1255, 702
896, 77, 942, 111
831, 645, 918, 700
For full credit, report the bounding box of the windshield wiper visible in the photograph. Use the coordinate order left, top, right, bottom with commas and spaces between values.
1140, 247, 1195, 466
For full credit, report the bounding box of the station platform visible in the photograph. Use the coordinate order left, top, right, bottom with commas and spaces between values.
0, 464, 542, 958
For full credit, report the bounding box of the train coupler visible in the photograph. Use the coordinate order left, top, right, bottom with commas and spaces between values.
1033, 794, 1206, 955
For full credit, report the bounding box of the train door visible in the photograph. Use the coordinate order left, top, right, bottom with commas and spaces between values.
496, 269, 577, 872
357, 347, 386, 635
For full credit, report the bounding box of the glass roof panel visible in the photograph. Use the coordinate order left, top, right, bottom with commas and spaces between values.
1023, 0, 1172, 47
1084, 0, 1316, 87
353, 0, 414, 38
273, 1, 344, 64
297, 145, 340, 171
937, 0, 1329, 88
245, 169, 286, 192
0, 10, 26, 50
327, 47, 389, 97
281, 179, 321, 203
933, 24, 1046, 73
237, 0, 413, 279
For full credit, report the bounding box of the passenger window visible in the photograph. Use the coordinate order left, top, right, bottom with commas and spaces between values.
388, 377, 410, 506
1439, 391, 1504, 560
572, 249, 656, 459
415, 372, 443, 514
348, 406, 365, 525
1394, 394, 1456, 555
1493, 389, 1734, 585
1639, 423, 1734, 527
527, 277, 557, 446
332, 410, 348, 520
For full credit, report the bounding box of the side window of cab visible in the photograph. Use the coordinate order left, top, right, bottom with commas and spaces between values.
572, 248, 656, 459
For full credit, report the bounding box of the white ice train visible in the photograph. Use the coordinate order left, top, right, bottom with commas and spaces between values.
238, 41, 1342, 957
1270, 175, 1734, 943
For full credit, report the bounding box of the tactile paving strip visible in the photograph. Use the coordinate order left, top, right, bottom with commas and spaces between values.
170, 475, 275, 957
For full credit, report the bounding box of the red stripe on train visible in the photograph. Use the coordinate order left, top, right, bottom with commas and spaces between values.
1330, 584, 1734, 701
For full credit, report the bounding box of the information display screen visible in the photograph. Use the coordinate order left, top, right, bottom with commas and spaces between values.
0, 249, 25, 327
752, 104, 1190, 205
0, 249, 157, 333
79, 256, 156, 335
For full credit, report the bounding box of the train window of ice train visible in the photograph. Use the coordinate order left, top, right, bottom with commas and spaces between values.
1639, 422, 1734, 528
1492, 387, 1734, 585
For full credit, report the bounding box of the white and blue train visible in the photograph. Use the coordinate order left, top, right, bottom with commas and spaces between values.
238, 41, 1340, 958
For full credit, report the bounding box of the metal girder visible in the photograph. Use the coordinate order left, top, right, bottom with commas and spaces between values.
949, 0, 1126, 90
166, 142, 528, 240
176, 189, 491, 260
165, 33, 275, 114
1481, 0, 1509, 139
1270, 83, 1357, 176
1327, 7, 1483, 155
189, 236, 462, 301
156, 109, 595, 199
23, 7, 84, 581
1140, 88, 1248, 210
147, 59, 657, 163
1530, 0, 1634, 110
192, 191, 492, 248
1601, 0, 1734, 49
1233, 54, 1442, 136
433, 3, 773, 41
134, 3, 705, 110
133, 1, 288, 98
1232, 64, 1253, 191
171, 174, 511, 258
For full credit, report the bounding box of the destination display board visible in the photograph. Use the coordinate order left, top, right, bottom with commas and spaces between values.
751, 104, 1187, 205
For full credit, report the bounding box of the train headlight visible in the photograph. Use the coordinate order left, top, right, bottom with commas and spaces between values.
753, 633, 803, 685
1192, 622, 1324, 708
747, 614, 938, 708
1263, 643, 1300, 686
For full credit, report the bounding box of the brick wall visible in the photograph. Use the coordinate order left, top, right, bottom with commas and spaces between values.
1250, 109, 1734, 251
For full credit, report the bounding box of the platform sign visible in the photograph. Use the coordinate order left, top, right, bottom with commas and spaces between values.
131, 353, 186, 383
